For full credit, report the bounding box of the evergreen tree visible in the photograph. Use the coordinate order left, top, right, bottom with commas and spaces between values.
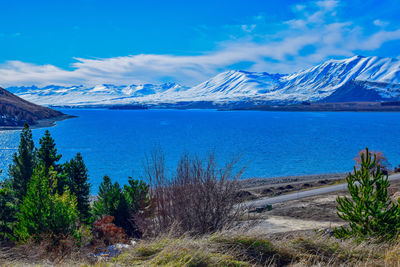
93, 176, 121, 217
93, 176, 149, 237
37, 130, 61, 172
124, 177, 150, 215
8, 124, 35, 202
37, 130, 63, 193
335, 148, 400, 240
93, 176, 135, 232
114, 192, 131, 234
15, 164, 78, 241
64, 153, 91, 223
15, 165, 52, 241
0, 183, 18, 240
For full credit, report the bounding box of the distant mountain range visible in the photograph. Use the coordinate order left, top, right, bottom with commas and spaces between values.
6, 55, 400, 108
0, 87, 69, 128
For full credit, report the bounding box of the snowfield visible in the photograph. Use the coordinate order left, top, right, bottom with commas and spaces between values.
7, 55, 400, 107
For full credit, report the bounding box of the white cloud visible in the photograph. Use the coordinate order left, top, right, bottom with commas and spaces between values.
373, 19, 389, 27
0, 0, 399, 88
241, 24, 256, 33
316, 0, 338, 11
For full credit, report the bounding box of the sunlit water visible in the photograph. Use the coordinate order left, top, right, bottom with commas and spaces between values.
1, 109, 400, 193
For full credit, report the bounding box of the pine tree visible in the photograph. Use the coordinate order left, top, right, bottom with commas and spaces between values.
335, 148, 400, 240
15, 164, 78, 241
37, 130, 63, 193
93, 176, 121, 217
93, 176, 136, 232
0, 183, 18, 240
8, 124, 35, 202
123, 177, 150, 237
37, 130, 61, 172
115, 192, 131, 234
124, 177, 150, 214
64, 153, 91, 223
93, 176, 149, 237
14, 164, 52, 241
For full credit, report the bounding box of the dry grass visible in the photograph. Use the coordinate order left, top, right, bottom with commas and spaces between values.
2, 231, 400, 266
110, 232, 397, 266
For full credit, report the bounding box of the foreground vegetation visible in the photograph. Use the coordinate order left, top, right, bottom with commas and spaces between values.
4, 231, 400, 266
112, 233, 400, 266
3, 125, 400, 266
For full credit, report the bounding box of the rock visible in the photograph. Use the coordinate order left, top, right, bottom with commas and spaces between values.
261, 188, 273, 194
94, 242, 135, 259
236, 190, 256, 201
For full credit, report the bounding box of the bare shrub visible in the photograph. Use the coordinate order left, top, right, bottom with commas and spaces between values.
354, 149, 391, 174
144, 149, 244, 235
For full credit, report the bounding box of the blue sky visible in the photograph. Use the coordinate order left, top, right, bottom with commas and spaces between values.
1, 0, 400, 86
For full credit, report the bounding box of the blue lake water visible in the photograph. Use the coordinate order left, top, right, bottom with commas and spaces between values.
1, 109, 400, 193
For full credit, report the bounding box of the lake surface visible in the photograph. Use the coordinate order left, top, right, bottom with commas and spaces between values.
1, 109, 400, 193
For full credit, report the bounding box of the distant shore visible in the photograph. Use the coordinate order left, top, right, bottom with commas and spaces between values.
49, 100, 400, 112
0, 114, 76, 131
229, 101, 400, 112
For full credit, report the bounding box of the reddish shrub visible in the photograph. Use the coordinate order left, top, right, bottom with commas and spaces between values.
92, 215, 128, 246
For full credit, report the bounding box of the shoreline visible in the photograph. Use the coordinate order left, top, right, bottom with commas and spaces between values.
0, 114, 76, 131
50, 101, 400, 112
240, 172, 347, 189
239, 173, 347, 199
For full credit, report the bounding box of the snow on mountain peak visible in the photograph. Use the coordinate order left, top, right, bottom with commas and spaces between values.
7, 55, 400, 106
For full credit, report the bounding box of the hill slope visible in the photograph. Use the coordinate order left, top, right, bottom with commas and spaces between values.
0, 87, 67, 127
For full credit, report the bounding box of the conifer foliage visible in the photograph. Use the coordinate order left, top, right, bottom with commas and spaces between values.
9, 124, 35, 202
37, 130, 61, 172
0, 185, 17, 240
93, 175, 149, 237
64, 153, 91, 223
0, 125, 91, 243
15, 165, 79, 241
335, 148, 400, 240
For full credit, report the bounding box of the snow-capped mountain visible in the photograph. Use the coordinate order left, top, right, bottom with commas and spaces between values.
7, 83, 187, 106
169, 55, 400, 104
7, 55, 400, 107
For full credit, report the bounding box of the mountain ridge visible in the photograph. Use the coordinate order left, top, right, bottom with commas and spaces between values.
6, 55, 400, 107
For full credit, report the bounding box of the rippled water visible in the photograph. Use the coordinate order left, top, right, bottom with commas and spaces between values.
1, 109, 400, 193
